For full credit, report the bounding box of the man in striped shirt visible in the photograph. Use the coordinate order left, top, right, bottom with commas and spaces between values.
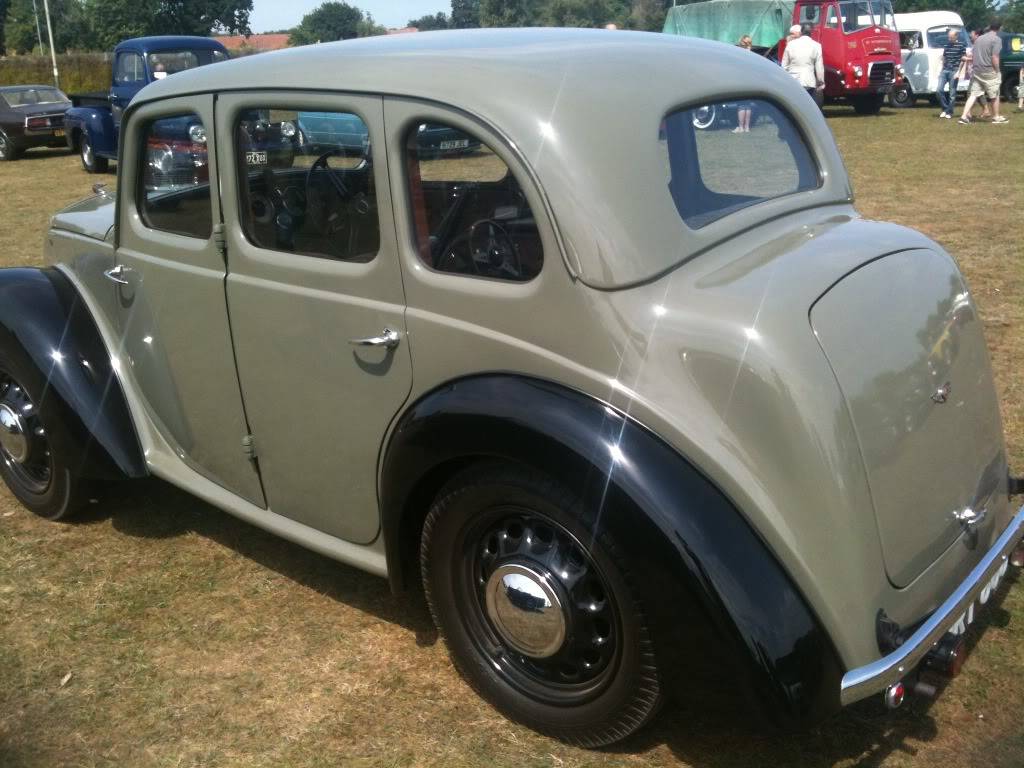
937, 28, 967, 119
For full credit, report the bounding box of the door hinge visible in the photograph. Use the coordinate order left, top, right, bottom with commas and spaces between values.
213, 223, 227, 259
242, 434, 257, 460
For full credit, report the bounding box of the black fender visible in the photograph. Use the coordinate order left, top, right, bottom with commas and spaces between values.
381, 374, 843, 728
0, 267, 146, 479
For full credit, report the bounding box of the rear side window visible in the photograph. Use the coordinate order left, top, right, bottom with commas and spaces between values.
405, 122, 542, 282
660, 99, 819, 229
137, 113, 212, 239
235, 108, 380, 262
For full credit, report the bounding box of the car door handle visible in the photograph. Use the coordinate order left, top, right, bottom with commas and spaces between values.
103, 264, 131, 285
348, 328, 401, 350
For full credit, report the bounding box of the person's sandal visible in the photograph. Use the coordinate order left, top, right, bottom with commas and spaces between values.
957, 116, 971, 124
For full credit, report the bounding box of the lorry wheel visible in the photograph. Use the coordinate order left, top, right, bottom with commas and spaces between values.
853, 95, 885, 115
0, 352, 93, 521
0, 131, 18, 161
80, 135, 109, 173
888, 84, 915, 108
420, 462, 663, 747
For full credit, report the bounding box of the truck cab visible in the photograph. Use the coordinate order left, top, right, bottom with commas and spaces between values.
791, 0, 901, 113
65, 36, 228, 173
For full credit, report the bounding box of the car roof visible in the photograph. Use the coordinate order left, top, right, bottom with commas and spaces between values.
0, 84, 62, 92
894, 11, 965, 31
115, 35, 227, 54
135, 28, 851, 288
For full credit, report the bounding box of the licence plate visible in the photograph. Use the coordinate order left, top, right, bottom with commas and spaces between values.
53, 129, 64, 137
246, 150, 267, 166
949, 559, 1009, 635
439, 139, 469, 150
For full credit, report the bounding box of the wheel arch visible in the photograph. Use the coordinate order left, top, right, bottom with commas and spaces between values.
379, 373, 844, 728
0, 267, 146, 480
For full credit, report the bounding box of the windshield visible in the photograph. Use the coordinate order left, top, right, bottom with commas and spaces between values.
926, 26, 968, 49
147, 49, 228, 78
1, 87, 69, 108
839, 0, 894, 33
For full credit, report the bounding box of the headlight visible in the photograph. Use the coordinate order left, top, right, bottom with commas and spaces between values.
280, 121, 296, 138
853, 66, 863, 78
188, 124, 207, 144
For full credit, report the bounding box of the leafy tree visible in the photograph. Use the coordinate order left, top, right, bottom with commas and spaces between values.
542, 0, 630, 27
894, 0, 997, 32
85, 0, 158, 50
289, 2, 364, 45
0, 0, 9, 55
357, 11, 385, 36
451, 0, 480, 27
154, 0, 252, 36
5, 0, 94, 53
627, 0, 667, 31
409, 11, 450, 30
479, 0, 540, 26
1006, 0, 1024, 32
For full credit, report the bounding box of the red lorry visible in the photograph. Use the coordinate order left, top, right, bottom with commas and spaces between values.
664, 0, 904, 114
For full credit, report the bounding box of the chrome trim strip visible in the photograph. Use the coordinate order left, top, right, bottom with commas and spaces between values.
841, 504, 1024, 706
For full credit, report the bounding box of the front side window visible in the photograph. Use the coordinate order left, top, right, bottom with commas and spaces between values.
137, 113, 212, 239
660, 99, 819, 229
114, 53, 145, 85
799, 4, 820, 25
236, 108, 379, 262
825, 6, 839, 27
925, 26, 968, 49
405, 122, 542, 282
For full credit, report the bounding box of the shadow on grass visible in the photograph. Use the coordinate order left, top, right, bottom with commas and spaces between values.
68, 479, 1022, 767
72, 477, 439, 645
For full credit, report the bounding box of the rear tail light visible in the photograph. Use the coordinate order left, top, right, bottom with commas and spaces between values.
884, 681, 906, 709
26, 116, 50, 129
923, 633, 967, 677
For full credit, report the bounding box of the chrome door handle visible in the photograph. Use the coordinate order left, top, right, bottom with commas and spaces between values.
952, 506, 988, 532
349, 328, 400, 350
103, 264, 130, 285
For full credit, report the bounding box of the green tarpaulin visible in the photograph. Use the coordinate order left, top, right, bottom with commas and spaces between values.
663, 0, 795, 49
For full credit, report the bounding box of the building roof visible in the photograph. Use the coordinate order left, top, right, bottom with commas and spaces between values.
134, 28, 849, 288
214, 33, 291, 51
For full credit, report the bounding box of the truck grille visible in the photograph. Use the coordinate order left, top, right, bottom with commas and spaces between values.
869, 62, 895, 86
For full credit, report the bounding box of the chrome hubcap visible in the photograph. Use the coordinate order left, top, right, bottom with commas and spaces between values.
83, 141, 92, 164
0, 403, 28, 463
485, 563, 567, 659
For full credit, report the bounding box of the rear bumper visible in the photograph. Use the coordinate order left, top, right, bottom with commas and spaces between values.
840, 503, 1024, 706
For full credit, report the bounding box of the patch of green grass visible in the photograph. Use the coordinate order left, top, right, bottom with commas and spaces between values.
0, 103, 1022, 767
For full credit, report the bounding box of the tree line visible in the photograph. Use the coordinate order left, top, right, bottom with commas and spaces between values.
2, 0, 1021, 57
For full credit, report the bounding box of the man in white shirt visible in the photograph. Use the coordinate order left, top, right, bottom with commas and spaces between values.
782, 24, 825, 108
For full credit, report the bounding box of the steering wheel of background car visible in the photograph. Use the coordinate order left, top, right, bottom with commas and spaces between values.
440, 218, 522, 279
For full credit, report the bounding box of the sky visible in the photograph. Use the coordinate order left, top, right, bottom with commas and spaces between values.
250, 1, 449, 32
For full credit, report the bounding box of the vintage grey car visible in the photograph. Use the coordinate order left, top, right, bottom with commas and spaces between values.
0, 30, 1021, 747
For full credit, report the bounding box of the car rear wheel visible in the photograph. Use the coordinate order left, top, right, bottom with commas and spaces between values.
80, 134, 108, 174
0, 353, 92, 521
420, 462, 663, 747
0, 131, 19, 161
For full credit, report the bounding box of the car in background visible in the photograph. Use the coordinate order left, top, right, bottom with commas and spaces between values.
0, 85, 72, 161
890, 11, 970, 108
1000, 30, 1024, 102
297, 112, 480, 158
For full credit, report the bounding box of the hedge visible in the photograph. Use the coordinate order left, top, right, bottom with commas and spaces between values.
0, 53, 112, 94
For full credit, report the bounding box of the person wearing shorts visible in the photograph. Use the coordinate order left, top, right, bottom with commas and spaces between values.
959, 22, 1007, 124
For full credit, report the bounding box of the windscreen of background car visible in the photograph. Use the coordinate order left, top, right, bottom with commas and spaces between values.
405, 122, 542, 282
926, 26, 969, 49
0, 88, 69, 107
660, 99, 819, 230
235, 108, 379, 262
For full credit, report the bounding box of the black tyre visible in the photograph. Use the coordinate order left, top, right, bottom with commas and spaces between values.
1003, 73, 1021, 103
420, 462, 663, 747
0, 130, 19, 161
888, 83, 916, 108
0, 351, 92, 521
852, 94, 885, 115
80, 134, 109, 173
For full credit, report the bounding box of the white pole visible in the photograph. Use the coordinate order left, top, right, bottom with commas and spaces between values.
31, 0, 44, 55
41, 0, 60, 88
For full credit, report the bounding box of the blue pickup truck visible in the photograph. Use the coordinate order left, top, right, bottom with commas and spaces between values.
65, 36, 229, 173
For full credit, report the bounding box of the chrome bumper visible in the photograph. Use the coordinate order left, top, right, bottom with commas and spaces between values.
841, 504, 1024, 706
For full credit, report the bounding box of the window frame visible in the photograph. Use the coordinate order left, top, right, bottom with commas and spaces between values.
114, 52, 146, 86
231, 104, 382, 264
401, 117, 545, 284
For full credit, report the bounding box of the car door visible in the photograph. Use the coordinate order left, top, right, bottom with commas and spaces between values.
216, 92, 411, 544
111, 94, 266, 506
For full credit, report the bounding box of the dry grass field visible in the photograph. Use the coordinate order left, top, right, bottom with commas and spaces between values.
1, 103, 1022, 768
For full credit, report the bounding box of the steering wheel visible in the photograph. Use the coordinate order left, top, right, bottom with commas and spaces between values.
305, 150, 353, 235
438, 219, 522, 279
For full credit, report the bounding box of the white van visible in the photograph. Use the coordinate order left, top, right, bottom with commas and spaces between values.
891, 11, 970, 107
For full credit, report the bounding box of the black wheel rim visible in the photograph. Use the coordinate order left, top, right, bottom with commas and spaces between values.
457, 506, 621, 705
0, 371, 52, 495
